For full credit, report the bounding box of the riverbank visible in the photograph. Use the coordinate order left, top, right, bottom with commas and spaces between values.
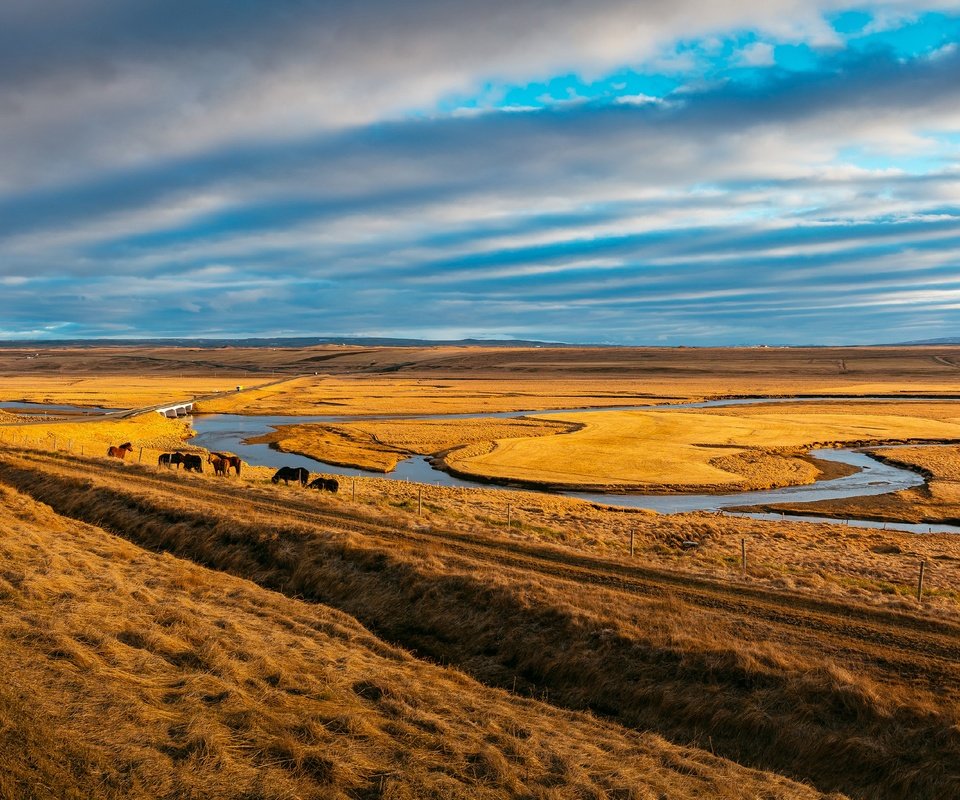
746, 444, 960, 527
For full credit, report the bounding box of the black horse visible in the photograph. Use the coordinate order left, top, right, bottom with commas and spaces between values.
158, 451, 185, 469
308, 477, 339, 493
182, 454, 204, 473
272, 466, 309, 486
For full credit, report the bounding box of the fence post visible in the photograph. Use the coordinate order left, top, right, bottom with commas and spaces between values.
629, 530, 635, 557
507, 504, 512, 529
138, 447, 143, 462
352, 477, 356, 501
917, 561, 926, 604
741, 538, 747, 576
418, 486, 422, 516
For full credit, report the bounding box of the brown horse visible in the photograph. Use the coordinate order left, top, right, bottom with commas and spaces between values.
211, 452, 242, 475
107, 442, 133, 459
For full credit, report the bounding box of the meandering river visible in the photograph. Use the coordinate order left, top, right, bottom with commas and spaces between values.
185, 397, 959, 533
3, 396, 955, 532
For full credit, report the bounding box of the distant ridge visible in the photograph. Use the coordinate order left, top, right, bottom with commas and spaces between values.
0, 336, 574, 349
886, 337, 960, 345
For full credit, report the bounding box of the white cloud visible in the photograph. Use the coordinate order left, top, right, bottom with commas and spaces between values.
735, 42, 776, 67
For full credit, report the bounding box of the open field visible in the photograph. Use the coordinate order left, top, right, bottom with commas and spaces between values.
0, 413, 193, 466
7, 345, 960, 415
0, 375, 269, 410
249, 417, 578, 472
0, 445, 957, 799
1, 483, 832, 800
3, 346, 960, 798
236, 399, 960, 491
429, 405, 960, 491
3, 419, 957, 615
196, 375, 694, 416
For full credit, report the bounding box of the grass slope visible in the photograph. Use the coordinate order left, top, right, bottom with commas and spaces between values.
2, 449, 957, 799
0, 483, 836, 800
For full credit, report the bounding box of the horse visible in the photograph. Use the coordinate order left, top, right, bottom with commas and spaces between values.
158, 451, 185, 469
210, 452, 242, 475
182, 454, 204, 473
308, 477, 339, 493
272, 466, 309, 486
210, 456, 227, 477
107, 442, 133, 459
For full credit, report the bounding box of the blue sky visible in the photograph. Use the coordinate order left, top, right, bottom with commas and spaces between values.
2, 1, 960, 344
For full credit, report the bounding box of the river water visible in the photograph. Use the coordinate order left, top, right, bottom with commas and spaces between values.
185, 398, 960, 533
3, 395, 955, 532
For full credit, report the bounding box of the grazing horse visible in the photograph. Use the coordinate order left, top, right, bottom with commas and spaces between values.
182, 454, 203, 473
211, 452, 242, 475
210, 456, 227, 476
272, 466, 309, 486
107, 442, 133, 459
158, 451, 185, 469
308, 477, 339, 493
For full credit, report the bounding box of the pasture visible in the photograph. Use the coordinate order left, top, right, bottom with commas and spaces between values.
0, 374, 270, 411
248, 417, 577, 472
3, 481, 821, 800
254, 403, 960, 492
2, 344, 960, 798
1, 444, 958, 799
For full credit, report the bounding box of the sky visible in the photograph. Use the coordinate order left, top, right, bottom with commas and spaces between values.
2, 1, 960, 345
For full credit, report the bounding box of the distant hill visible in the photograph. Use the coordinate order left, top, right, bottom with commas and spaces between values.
886, 338, 960, 345
0, 336, 573, 349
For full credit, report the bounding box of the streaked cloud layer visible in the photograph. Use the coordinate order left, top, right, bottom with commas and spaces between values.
2, 1, 960, 343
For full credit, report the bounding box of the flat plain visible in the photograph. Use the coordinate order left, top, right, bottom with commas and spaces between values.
1, 344, 960, 799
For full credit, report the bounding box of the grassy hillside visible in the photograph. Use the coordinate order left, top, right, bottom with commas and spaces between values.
0, 482, 840, 800
2, 447, 957, 799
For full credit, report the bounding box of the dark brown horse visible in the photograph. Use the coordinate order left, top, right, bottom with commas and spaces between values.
308, 476, 339, 493
158, 451, 185, 469
107, 442, 133, 459
210, 452, 241, 475
210, 455, 227, 476
272, 467, 309, 486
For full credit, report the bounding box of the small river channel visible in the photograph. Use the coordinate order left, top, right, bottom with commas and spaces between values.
185, 397, 960, 534
3, 396, 955, 533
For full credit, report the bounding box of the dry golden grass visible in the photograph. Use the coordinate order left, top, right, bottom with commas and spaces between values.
7, 344, 960, 406
0, 482, 839, 800
0, 375, 269, 410
196, 375, 689, 416
442, 407, 960, 491
250, 417, 575, 472
185, 346, 960, 416
254, 469, 960, 617
2, 448, 957, 799
0, 412, 192, 464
